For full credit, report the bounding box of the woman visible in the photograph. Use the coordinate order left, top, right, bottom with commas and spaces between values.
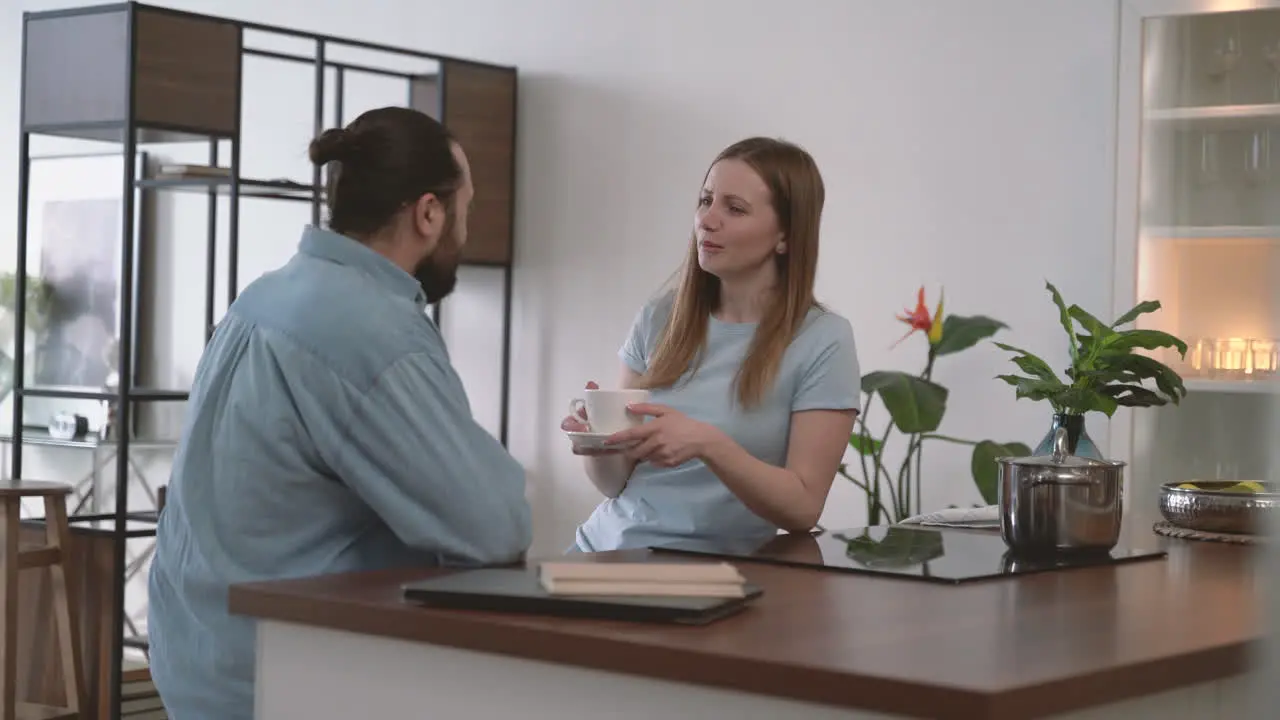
562, 136, 862, 553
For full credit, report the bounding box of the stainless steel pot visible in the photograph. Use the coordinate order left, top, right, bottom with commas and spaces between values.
997, 427, 1127, 556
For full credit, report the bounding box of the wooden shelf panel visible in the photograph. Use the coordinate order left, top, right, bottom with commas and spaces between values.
22, 5, 240, 143
439, 60, 516, 266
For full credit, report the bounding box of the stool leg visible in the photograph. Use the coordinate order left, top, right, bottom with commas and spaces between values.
1, 499, 17, 719
43, 495, 83, 715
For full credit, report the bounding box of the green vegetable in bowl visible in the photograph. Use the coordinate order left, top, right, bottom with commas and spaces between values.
1176, 481, 1269, 493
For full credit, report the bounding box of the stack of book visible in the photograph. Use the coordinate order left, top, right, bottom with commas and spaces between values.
538, 561, 748, 598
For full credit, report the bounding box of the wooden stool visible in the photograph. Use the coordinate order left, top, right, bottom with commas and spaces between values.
0, 480, 83, 720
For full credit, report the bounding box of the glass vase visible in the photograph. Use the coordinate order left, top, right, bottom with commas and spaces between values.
1033, 413, 1103, 460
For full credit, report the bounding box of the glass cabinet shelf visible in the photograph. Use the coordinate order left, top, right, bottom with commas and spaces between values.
1119, 2, 1280, 528
1148, 102, 1280, 127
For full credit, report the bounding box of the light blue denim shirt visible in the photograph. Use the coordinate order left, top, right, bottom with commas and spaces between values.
147, 225, 531, 720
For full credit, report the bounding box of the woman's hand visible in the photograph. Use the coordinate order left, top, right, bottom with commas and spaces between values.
559, 380, 595, 433
561, 381, 624, 456
606, 403, 727, 468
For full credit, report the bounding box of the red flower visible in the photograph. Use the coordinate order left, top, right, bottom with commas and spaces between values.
893, 286, 944, 348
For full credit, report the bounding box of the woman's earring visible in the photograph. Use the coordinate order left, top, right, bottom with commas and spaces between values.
775, 242, 787, 254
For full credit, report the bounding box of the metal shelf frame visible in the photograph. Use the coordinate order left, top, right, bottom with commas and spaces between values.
13, 3, 518, 717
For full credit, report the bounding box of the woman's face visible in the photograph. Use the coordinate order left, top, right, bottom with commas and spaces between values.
693, 158, 784, 280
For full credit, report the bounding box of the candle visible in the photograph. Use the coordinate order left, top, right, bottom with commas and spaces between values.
1213, 338, 1249, 375
1188, 338, 1208, 374
1250, 339, 1277, 375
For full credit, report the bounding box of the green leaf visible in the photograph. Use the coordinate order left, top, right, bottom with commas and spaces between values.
848, 432, 883, 455
1009, 355, 1059, 381
1103, 329, 1189, 359
1097, 353, 1187, 405
1074, 333, 1096, 357
995, 374, 1069, 404
861, 370, 948, 433
1099, 384, 1166, 407
1087, 391, 1122, 416
1045, 281, 1077, 362
992, 342, 1061, 383
971, 440, 1032, 505
1067, 305, 1114, 342
1110, 300, 1161, 328
933, 315, 1008, 356
1057, 386, 1121, 417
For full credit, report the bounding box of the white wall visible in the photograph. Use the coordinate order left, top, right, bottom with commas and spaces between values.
0, 0, 1122, 557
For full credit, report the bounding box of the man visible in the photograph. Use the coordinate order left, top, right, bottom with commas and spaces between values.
148, 107, 531, 719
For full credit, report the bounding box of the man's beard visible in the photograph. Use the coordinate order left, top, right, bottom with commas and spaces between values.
414, 213, 461, 305
414, 253, 459, 305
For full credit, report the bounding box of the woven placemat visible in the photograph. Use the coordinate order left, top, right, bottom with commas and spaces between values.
1152, 521, 1267, 545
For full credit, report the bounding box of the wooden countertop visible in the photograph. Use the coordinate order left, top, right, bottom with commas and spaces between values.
228, 528, 1263, 720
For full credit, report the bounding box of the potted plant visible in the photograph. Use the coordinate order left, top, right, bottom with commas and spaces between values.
841, 287, 1031, 525
0, 271, 53, 399
0, 271, 53, 334
993, 281, 1188, 458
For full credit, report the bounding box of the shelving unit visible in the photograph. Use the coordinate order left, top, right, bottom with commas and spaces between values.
1144, 225, 1280, 239
13, 3, 518, 718
135, 176, 319, 203
1133, 0, 1280, 391
1112, 0, 1280, 530
1184, 377, 1279, 394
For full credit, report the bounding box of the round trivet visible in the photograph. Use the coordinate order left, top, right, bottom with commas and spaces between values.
1152, 521, 1267, 545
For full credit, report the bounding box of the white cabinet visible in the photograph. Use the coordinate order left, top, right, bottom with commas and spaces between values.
1112, 0, 1280, 529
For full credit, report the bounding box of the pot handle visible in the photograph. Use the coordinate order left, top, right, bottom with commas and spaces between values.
1051, 426, 1071, 464
1030, 473, 1101, 488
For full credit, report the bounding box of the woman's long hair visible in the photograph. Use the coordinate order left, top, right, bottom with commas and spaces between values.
639, 137, 825, 409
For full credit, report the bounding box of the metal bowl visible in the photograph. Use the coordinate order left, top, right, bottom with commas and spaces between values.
1158, 481, 1280, 535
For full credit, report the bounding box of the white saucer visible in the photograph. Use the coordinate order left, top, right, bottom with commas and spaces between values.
563, 430, 635, 451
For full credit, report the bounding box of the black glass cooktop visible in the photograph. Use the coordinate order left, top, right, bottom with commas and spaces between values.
649, 526, 1167, 585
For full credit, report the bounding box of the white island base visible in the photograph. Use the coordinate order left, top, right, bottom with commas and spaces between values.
253, 620, 1255, 720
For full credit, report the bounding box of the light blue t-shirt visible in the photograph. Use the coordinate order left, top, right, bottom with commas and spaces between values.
573, 292, 862, 552
147, 226, 530, 720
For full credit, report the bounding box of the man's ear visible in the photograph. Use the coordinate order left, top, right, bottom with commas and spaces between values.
412, 192, 446, 239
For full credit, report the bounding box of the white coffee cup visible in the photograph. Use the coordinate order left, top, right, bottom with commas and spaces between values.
569, 389, 651, 434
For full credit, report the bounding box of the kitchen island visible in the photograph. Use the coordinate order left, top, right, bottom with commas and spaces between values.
228, 528, 1263, 720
